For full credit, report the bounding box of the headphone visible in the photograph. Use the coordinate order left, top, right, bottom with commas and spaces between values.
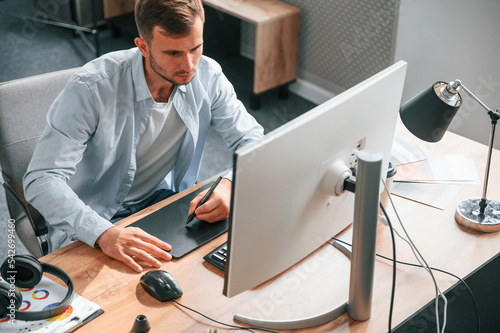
0, 255, 74, 321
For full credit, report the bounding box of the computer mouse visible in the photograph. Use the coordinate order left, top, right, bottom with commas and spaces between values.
140, 270, 183, 302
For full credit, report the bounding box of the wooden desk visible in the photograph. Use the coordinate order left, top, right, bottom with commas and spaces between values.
40, 122, 500, 332
104, 0, 300, 98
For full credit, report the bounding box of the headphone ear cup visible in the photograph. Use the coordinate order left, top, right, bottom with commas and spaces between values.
1, 255, 43, 289
0, 282, 22, 320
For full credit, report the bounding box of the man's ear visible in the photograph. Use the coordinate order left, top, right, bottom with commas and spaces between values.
135, 37, 149, 58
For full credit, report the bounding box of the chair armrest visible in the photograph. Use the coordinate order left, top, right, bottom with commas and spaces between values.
2, 180, 49, 237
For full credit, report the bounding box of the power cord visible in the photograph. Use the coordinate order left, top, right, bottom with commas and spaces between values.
377, 254, 480, 333
379, 201, 397, 332
331, 237, 480, 333
172, 300, 281, 333
380, 178, 449, 333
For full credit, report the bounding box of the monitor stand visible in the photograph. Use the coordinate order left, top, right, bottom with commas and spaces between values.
233, 150, 383, 329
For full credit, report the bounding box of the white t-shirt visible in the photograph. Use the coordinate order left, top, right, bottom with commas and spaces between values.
124, 91, 187, 206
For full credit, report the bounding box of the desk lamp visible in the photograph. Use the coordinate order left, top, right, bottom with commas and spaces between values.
400, 80, 500, 232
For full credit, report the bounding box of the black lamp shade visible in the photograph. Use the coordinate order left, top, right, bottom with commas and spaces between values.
400, 81, 462, 142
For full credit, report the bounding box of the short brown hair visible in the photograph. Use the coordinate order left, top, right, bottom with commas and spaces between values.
135, 0, 205, 42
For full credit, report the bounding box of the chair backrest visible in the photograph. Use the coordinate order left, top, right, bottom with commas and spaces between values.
0, 68, 78, 257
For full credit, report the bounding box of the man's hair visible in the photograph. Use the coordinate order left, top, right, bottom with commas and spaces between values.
135, 0, 205, 42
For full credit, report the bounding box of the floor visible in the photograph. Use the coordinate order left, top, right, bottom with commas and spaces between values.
0, 4, 316, 259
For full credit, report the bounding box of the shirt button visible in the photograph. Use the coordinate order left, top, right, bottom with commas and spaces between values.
142, 117, 148, 122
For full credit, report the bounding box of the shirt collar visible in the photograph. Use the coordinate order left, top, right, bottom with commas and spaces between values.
132, 48, 152, 102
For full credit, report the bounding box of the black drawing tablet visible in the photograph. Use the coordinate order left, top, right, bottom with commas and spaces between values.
126, 183, 228, 258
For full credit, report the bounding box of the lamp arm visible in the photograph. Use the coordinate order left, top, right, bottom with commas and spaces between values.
458, 83, 494, 114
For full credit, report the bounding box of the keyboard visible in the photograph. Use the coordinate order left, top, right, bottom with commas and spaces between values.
203, 242, 227, 270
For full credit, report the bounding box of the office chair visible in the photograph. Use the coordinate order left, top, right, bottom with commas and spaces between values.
0, 68, 77, 258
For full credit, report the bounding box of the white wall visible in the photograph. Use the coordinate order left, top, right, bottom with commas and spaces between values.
394, 0, 500, 149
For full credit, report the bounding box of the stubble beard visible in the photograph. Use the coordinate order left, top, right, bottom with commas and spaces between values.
149, 54, 195, 86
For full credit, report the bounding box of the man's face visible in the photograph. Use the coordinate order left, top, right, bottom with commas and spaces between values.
140, 16, 204, 86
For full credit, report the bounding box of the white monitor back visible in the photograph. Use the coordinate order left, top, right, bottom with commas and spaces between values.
224, 61, 407, 297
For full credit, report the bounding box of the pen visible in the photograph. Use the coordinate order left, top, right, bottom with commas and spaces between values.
68, 309, 104, 333
186, 176, 223, 224
53, 316, 81, 333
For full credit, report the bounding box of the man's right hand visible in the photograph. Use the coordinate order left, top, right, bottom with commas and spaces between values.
95, 227, 172, 273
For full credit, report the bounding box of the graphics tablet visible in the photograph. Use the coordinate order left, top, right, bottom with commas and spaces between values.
126, 183, 228, 258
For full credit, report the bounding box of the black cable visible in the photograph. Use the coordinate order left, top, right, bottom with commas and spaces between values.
380, 202, 397, 333
173, 300, 282, 333
375, 254, 481, 333
331, 237, 481, 333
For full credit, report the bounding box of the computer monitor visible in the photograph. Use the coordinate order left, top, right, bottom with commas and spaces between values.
224, 61, 407, 329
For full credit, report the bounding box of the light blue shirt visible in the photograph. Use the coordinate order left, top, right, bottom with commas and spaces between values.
23, 48, 264, 251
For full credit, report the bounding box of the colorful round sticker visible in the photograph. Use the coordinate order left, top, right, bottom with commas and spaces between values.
31, 289, 49, 300
19, 300, 31, 311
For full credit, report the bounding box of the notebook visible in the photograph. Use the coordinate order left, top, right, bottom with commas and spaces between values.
0, 275, 102, 333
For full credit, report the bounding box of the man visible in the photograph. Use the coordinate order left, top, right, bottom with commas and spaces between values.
23, 0, 264, 273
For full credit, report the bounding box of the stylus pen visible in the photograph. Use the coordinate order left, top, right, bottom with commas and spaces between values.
186, 176, 223, 224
